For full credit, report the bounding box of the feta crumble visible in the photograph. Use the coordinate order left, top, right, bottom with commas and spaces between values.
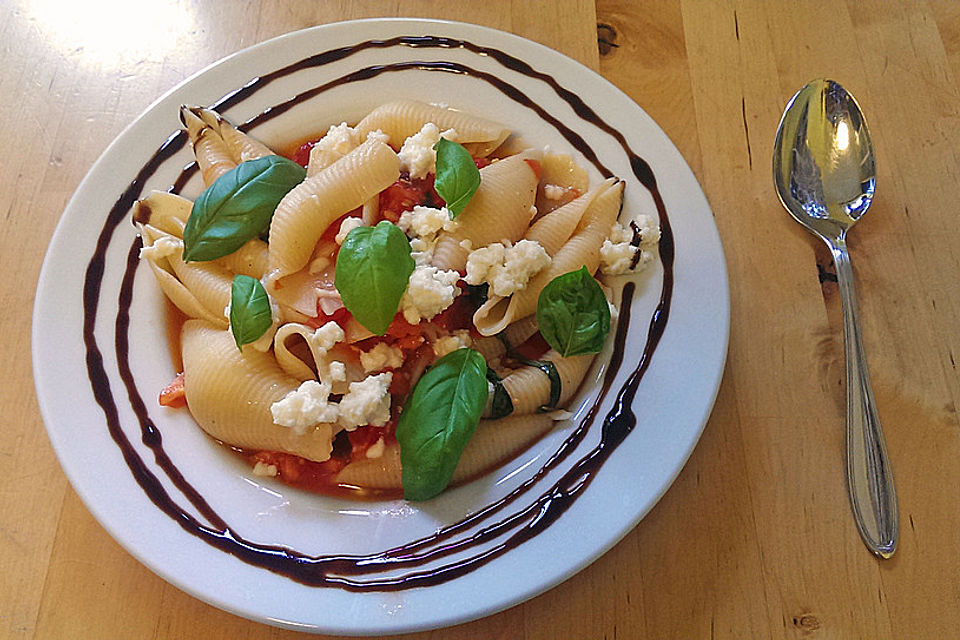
139, 235, 182, 261
270, 380, 338, 435
365, 437, 386, 459
252, 461, 278, 477
314, 123, 390, 156
599, 215, 661, 276
337, 372, 393, 430
465, 239, 551, 297
335, 216, 364, 244
398, 123, 458, 179
542, 183, 567, 200
431, 329, 472, 358
400, 265, 460, 323
360, 342, 404, 372
307, 321, 347, 383
398, 205, 459, 266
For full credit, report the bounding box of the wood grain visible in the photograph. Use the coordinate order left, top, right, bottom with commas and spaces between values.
3, 1, 960, 638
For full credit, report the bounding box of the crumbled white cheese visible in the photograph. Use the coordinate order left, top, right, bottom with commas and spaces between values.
314, 123, 389, 157
398, 205, 457, 237
609, 221, 633, 244
365, 437, 386, 459
465, 239, 551, 297
316, 122, 358, 155
599, 240, 636, 275
633, 214, 661, 245
400, 265, 460, 323
307, 321, 347, 383
399, 205, 459, 266
252, 461, 278, 477
139, 235, 182, 260
360, 342, 405, 372
409, 236, 435, 267
543, 184, 567, 201
335, 216, 364, 244
309, 321, 345, 352
599, 215, 661, 276
270, 380, 339, 434
432, 329, 472, 358
398, 123, 458, 179
337, 372, 393, 430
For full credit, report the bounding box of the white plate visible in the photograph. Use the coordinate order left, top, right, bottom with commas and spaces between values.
32, 18, 728, 636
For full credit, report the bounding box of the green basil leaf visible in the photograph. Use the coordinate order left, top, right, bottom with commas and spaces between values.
334, 221, 415, 335
230, 275, 272, 350
536, 266, 611, 357
485, 367, 514, 419
433, 138, 480, 217
396, 348, 488, 501
518, 358, 562, 411
183, 155, 306, 261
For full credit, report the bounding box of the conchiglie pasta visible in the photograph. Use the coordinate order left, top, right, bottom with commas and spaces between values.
432, 150, 541, 271
268, 138, 399, 278
473, 181, 623, 336
182, 321, 338, 462
499, 350, 594, 416
335, 413, 555, 490
354, 99, 510, 157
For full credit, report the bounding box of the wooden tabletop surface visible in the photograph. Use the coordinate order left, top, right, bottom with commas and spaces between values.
4, 1, 960, 638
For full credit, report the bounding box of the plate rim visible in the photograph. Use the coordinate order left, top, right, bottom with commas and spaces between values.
32, 17, 729, 636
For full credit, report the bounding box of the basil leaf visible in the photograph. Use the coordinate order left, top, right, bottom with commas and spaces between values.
433, 138, 480, 217
230, 275, 272, 350
183, 155, 306, 261
518, 358, 561, 411
334, 221, 415, 335
396, 349, 488, 501
485, 367, 514, 419
536, 266, 611, 357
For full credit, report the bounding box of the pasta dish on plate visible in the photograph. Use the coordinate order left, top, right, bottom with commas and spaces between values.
134, 99, 660, 501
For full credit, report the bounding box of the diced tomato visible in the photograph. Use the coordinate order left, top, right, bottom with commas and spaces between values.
347, 427, 385, 457
474, 157, 491, 170
159, 372, 187, 408
320, 210, 360, 242
432, 295, 477, 333
524, 158, 543, 181
512, 331, 551, 361
305, 304, 352, 330
252, 450, 346, 484
291, 140, 317, 167
378, 177, 442, 222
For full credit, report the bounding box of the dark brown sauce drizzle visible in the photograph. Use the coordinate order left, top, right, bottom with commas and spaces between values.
83, 35, 675, 591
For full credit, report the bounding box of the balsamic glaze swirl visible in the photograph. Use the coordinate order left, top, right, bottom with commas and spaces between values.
82, 35, 674, 590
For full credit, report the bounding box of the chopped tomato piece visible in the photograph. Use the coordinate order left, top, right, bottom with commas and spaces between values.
512, 331, 551, 361
432, 295, 477, 332
305, 304, 352, 330
378, 177, 442, 222
474, 156, 491, 170
291, 140, 317, 167
159, 372, 187, 408
252, 450, 346, 484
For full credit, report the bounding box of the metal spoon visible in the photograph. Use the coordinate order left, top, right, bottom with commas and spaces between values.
773, 79, 898, 558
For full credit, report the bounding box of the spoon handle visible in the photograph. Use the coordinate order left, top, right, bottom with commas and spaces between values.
830, 237, 899, 558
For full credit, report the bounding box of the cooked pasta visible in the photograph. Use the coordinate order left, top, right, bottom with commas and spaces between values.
135, 101, 659, 500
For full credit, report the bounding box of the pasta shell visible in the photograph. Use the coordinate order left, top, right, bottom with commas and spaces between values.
432, 151, 541, 271
267, 138, 399, 278
182, 321, 336, 462
355, 99, 510, 157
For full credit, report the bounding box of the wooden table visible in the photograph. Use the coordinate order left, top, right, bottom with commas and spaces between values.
4, 1, 959, 637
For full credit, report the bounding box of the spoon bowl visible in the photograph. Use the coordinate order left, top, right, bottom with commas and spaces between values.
773, 79, 898, 558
